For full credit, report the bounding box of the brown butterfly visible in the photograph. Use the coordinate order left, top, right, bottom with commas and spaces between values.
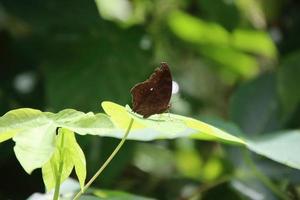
130, 62, 172, 118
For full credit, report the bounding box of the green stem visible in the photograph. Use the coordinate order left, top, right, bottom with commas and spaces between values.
72, 118, 134, 200
53, 129, 65, 200
243, 149, 288, 200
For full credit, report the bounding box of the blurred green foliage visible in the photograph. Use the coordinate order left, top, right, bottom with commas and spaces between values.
0, 0, 300, 199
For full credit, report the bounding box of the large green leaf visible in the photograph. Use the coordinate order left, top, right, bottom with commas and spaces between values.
0, 108, 112, 174
230, 73, 281, 135
13, 123, 57, 174
101, 101, 245, 145
246, 130, 300, 170
0, 108, 46, 142
49, 109, 114, 135
2, 101, 300, 175
103, 101, 300, 171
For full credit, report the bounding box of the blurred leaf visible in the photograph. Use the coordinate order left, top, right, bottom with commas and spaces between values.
278, 51, 300, 117
200, 45, 259, 78
79, 196, 100, 200
134, 143, 174, 177
256, 158, 300, 184
231, 179, 276, 200
101, 101, 246, 144
230, 73, 281, 135
1, 0, 102, 31
95, 0, 134, 23
175, 139, 202, 179
235, 0, 266, 28
42, 128, 86, 191
93, 188, 156, 200
246, 130, 300, 170
42, 27, 151, 112
198, 0, 240, 31
232, 29, 277, 58
95, 0, 150, 27
1, 0, 151, 112
168, 10, 229, 46
167, 10, 275, 79
202, 157, 223, 181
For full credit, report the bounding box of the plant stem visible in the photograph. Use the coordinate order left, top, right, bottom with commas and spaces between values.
243, 149, 288, 200
72, 118, 134, 200
53, 129, 65, 200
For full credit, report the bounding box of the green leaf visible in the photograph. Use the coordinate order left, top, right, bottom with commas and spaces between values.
0, 108, 111, 174
93, 189, 156, 200
0, 108, 46, 142
168, 10, 229, 46
42, 129, 74, 192
200, 45, 259, 78
70, 134, 87, 190
48, 109, 114, 136
134, 143, 175, 177
101, 101, 245, 145
42, 128, 86, 191
232, 29, 277, 58
42, 22, 151, 112
246, 130, 300, 170
277, 51, 300, 116
95, 0, 148, 27
230, 73, 281, 135
13, 123, 57, 174
167, 10, 276, 59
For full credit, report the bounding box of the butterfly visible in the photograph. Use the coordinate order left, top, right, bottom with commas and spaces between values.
130, 62, 172, 118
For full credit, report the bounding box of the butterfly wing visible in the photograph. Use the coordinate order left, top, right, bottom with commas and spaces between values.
131, 63, 172, 118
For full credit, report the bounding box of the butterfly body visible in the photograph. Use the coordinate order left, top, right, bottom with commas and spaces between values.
130, 62, 172, 118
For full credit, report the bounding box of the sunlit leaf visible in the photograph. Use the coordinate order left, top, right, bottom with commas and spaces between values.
42, 128, 86, 191
0, 108, 110, 174
71, 135, 87, 190
50, 109, 114, 136
101, 101, 246, 145
42, 129, 75, 191
13, 123, 57, 174
0, 108, 46, 142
